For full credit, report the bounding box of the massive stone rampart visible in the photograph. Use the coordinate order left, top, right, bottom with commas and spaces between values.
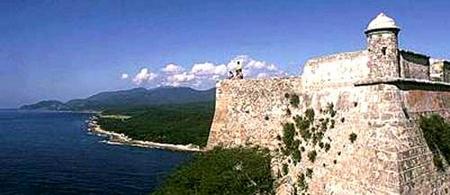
207, 78, 303, 150
206, 78, 450, 194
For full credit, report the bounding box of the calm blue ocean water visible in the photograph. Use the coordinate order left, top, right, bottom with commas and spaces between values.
0, 110, 191, 194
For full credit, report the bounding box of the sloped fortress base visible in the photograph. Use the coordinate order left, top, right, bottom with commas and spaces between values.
207, 78, 450, 194
206, 13, 450, 194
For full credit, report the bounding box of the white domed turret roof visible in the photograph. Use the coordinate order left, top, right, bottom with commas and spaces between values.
366, 13, 400, 32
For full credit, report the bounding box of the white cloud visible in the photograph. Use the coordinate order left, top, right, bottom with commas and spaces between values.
257, 72, 269, 78
227, 55, 278, 71
267, 64, 277, 71
193, 80, 203, 87
121, 73, 129, 79
169, 72, 195, 82
125, 55, 290, 89
214, 64, 228, 75
191, 63, 214, 75
161, 63, 183, 74
132, 68, 157, 85
165, 72, 196, 87
247, 60, 266, 69
227, 55, 285, 78
191, 63, 227, 76
211, 75, 221, 80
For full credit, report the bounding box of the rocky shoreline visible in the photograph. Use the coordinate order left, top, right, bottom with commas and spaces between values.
87, 116, 202, 152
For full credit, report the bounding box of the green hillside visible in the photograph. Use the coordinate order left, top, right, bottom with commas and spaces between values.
153, 147, 274, 195
20, 87, 215, 111
19, 100, 72, 111
97, 101, 215, 147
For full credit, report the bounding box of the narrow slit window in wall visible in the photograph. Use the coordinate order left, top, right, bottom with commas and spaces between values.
382, 47, 387, 55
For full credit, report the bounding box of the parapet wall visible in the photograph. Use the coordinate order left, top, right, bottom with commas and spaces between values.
207, 77, 450, 194
400, 50, 430, 80
431, 61, 450, 82
302, 51, 368, 84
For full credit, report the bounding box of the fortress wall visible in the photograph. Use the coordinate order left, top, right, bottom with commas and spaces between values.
206, 78, 303, 150
296, 84, 423, 194
207, 78, 450, 194
302, 84, 450, 194
399, 89, 450, 194
431, 61, 450, 82
207, 78, 366, 151
430, 62, 445, 81
446, 62, 450, 82
404, 90, 450, 117
301, 84, 450, 194
400, 51, 430, 80
209, 79, 395, 193
302, 51, 369, 84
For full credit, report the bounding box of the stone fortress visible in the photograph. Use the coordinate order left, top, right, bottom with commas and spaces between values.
207, 13, 450, 194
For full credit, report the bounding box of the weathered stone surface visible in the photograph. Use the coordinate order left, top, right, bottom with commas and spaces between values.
431, 60, 450, 82
206, 13, 450, 195
400, 50, 430, 80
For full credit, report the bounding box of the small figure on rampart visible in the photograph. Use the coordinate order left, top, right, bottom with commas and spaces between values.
235, 61, 243, 79
229, 61, 243, 79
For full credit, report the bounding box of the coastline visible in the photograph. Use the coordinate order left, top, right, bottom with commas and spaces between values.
16, 109, 101, 114
87, 116, 202, 152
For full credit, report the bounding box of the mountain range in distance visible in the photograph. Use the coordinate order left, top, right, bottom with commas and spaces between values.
20, 87, 215, 111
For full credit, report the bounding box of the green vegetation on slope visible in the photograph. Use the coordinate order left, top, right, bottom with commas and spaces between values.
19, 100, 71, 111
97, 102, 215, 146
419, 114, 450, 170
153, 147, 274, 195
20, 87, 215, 111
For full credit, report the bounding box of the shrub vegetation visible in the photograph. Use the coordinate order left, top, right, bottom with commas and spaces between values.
97, 102, 214, 146
297, 173, 307, 191
419, 114, 450, 170
289, 94, 300, 108
349, 133, 357, 143
307, 150, 317, 163
153, 147, 274, 195
282, 123, 296, 152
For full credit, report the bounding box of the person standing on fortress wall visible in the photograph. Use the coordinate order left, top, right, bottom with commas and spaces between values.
228, 61, 243, 79
235, 61, 243, 79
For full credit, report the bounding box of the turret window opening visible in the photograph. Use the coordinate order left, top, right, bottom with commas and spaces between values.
382, 47, 387, 56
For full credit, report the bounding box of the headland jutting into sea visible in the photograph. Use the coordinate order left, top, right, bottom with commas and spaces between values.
87, 116, 202, 152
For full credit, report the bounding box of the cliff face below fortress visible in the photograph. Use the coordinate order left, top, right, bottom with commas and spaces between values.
206, 13, 450, 194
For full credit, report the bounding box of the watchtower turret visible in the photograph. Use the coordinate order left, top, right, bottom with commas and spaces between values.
365, 13, 401, 79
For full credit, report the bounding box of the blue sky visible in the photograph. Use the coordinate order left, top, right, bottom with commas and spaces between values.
1, 0, 450, 108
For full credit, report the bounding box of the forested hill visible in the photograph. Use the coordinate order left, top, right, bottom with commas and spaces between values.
98, 101, 215, 146
19, 100, 72, 111
20, 87, 215, 111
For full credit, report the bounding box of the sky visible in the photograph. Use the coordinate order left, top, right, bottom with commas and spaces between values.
1, 0, 450, 108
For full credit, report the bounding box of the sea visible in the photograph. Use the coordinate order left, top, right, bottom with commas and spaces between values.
0, 110, 191, 194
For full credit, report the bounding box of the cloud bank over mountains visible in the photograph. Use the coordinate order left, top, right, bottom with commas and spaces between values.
122, 55, 289, 89
132, 68, 158, 85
